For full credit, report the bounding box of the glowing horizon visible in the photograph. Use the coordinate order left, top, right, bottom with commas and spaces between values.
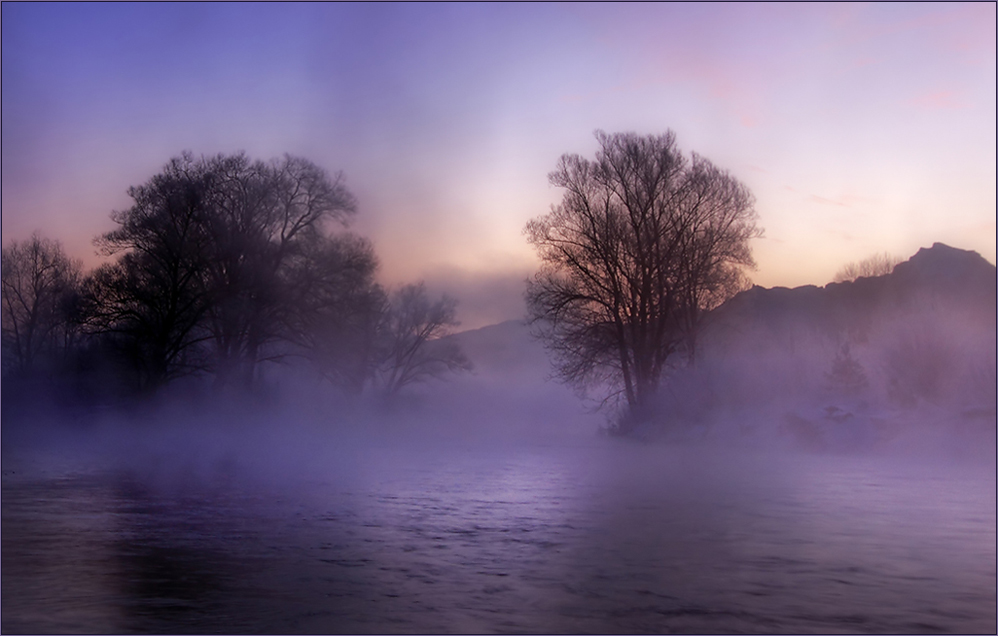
3, 3, 995, 329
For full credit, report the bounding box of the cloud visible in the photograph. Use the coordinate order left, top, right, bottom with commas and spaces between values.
909, 90, 969, 111
805, 192, 877, 208
807, 194, 849, 207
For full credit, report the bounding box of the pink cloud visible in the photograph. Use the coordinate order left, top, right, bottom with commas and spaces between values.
824, 3, 985, 52
910, 90, 969, 111
808, 194, 849, 207
806, 192, 876, 207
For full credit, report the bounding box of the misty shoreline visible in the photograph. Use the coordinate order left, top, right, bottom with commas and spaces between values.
3, 386, 993, 489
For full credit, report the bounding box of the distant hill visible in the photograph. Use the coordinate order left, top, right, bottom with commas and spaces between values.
448, 243, 996, 380
673, 243, 996, 448
439, 243, 996, 448
441, 319, 548, 384
705, 242, 996, 351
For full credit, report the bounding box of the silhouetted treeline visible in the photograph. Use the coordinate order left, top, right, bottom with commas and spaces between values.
1, 152, 468, 415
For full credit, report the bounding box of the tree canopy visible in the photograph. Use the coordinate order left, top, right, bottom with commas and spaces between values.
81, 152, 361, 390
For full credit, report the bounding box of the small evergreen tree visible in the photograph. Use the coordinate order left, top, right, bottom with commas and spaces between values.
826, 343, 868, 395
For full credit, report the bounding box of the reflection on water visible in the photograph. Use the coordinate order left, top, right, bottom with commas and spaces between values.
3, 440, 996, 634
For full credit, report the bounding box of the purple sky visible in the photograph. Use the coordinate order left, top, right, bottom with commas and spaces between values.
3, 3, 995, 328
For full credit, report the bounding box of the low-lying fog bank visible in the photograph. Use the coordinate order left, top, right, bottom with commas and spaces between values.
4, 322, 995, 634
3, 384, 995, 634
2, 367, 993, 496
4, 243, 995, 485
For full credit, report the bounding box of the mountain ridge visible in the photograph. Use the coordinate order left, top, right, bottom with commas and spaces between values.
446, 242, 996, 382
707, 242, 995, 345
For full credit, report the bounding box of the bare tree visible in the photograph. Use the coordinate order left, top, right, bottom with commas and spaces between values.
283, 233, 385, 393
833, 252, 901, 283
375, 283, 471, 397
89, 152, 360, 391
1, 233, 82, 377
85, 154, 216, 390
194, 153, 358, 388
525, 130, 760, 433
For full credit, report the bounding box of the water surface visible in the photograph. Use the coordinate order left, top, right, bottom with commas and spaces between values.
3, 435, 995, 633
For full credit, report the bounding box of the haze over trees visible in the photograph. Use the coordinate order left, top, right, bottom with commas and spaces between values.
646, 242, 997, 448
82, 152, 363, 392
525, 130, 762, 433
1, 140, 993, 453
2, 152, 469, 406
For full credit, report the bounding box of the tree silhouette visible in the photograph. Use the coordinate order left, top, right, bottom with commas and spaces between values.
833, 252, 901, 283
375, 283, 471, 397
83, 156, 215, 390
825, 343, 869, 396
284, 233, 385, 393
86, 152, 361, 391
1, 233, 82, 377
525, 130, 760, 433
194, 153, 357, 388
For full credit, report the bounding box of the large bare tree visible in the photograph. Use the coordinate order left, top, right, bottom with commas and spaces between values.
525, 130, 761, 433
84, 155, 216, 389
88, 151, 360, 391
193, 152, 357, 388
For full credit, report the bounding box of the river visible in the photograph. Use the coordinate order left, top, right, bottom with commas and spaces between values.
2, 430, 995, 634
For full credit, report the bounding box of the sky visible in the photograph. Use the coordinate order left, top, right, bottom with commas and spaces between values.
2, 3, 995, 329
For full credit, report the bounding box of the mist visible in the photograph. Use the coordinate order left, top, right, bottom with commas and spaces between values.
2, 157, 995, 634
3, 4, 995, 631
3, 283, 996, 633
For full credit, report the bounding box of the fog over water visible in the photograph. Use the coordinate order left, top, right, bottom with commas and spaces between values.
2, 364, 996, 635
3, 244, 996, 634
2, 5, 995, 632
